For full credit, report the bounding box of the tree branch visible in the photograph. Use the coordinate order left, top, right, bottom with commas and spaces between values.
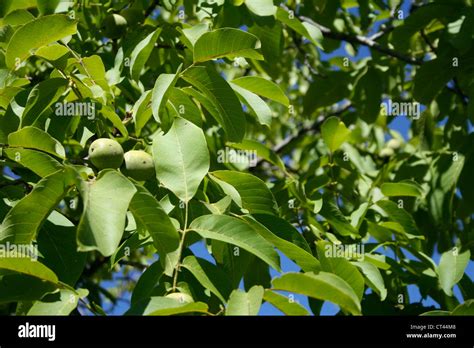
274, 101, 352, 154
253, 101, 352, 171
369, 23, 395, 41
299, 16, 422, 66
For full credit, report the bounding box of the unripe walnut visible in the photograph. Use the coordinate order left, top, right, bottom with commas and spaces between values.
122, 150, 155, 181
88, 138, 124, 170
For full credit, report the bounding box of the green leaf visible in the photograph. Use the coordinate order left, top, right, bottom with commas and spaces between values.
189, 214, 281, 271
353, 67, 382, 123
3, 148, 63, 177
27, 289, 88, 315
276, 8, 322, 47
414, 56, 454, 104
272, 272, 362, 315
0, 275, 57, 303
242, 215, 320, 273
226, 285, 264, 315
181, 66, 246, 142
37, 0, 61, 15
6, 14, 77, 69
8, 126, 65, 158
132, 90, 152, 136
129, 185, 180, 260
230, 76, 289, 106
131, 261, 164, 305
0, 258, 58, 284
263, 290, 310, 315
105, 46, 124, 86
37, 212, 87, 286
179, 23, 209, 48
376, 200, 420, 237
21, 78, 69, 127
76, 55, 107, 85
248, 17, 283, 73
227, 139, 286, 171
211, 170, 278, 215
254, 214, 312, 253
381, 180, 423, 197
151, 66, 182, 123
0, 0, 36, 17
0, 87, 22, 110
1, 9, 35, 26
168, 87, 202, 127
109, 232, 152, 269
152, 117, 210, 203
193, 28, 263, 63
319, 199, 359, 238
0, 168, 75, 244
76, 170, 137, 257
321, 116, 351, 152
438, 248, 470, 296
181, 256, 232, 303
435, 153, 465, 192
99, 105, 129, 138
316, 241, 365, 300
127, 297, 208, 315
211, 240, 253, 288
304, 72, 351, 114
451, 300, 474, 316
130, 28, 162, 81
244, 257, 271, 289
390, 3, 449, 51
420, 310, 451, 316
34, 44, 69, 62
230, 82, 273, 127
245, 0, 276, 16
353, 260, 387, 300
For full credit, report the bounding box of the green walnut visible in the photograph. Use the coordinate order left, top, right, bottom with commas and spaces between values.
386, 138, 402, 150
165, 292, 194, 304
122, 150, 155, 181
101, 14, 127, 39
379, 147, 395, 158
88, 138, 124, 170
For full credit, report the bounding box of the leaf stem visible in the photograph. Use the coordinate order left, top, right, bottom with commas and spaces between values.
172, 201, 189, 291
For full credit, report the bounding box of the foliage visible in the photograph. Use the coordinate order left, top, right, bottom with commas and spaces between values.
0, 0, 473, 316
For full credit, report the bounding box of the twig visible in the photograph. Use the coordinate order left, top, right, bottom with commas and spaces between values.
299, 16, 422, 65
273, 101, 352, 155
172, 202, 189, 291
369, 23, 395, 41
252, 102, 351, 171
62, 43, 96, 85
